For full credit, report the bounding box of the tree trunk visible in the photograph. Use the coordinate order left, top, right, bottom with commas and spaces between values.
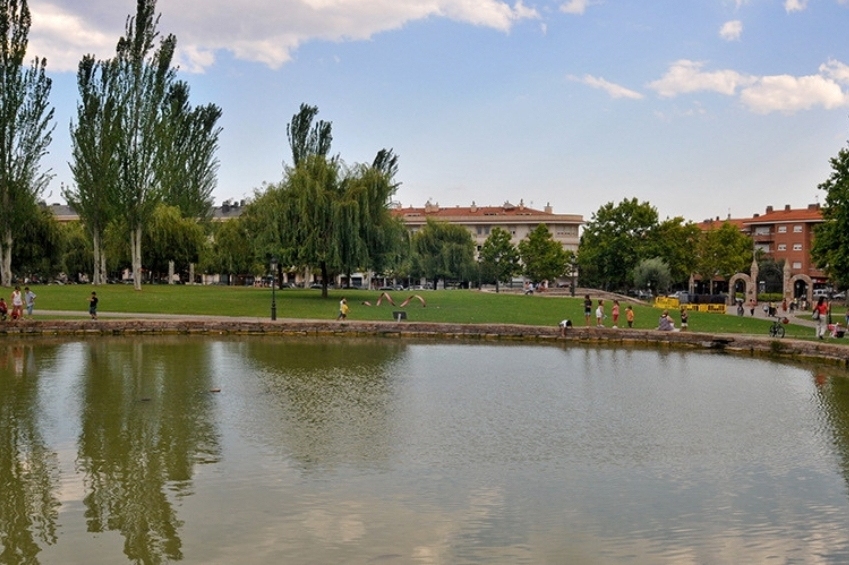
320, 261, 329, 299
0, 229, 12, 287
168, 260, 175, 284
131, 225, 143, 291
100, 248, 107, 285
93, 231, 103, 285
189, 263, 195, 285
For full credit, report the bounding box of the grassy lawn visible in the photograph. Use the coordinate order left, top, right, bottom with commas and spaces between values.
17, 283, 837, 340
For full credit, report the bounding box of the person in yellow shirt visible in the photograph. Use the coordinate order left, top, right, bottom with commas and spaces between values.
337, 298, 349, 320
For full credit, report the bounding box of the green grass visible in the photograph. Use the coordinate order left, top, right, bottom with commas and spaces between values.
20, 283, 835, 341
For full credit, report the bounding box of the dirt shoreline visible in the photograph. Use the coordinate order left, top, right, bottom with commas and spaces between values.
3, 317, 848, 367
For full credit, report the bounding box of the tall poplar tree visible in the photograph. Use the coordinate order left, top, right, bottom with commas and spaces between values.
114, 0, 176, 290
66, 55, 120, 284
0, 0, 55, 286
157, 80, 222, 220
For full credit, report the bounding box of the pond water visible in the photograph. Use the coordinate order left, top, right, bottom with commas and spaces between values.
2, 337, 849, 564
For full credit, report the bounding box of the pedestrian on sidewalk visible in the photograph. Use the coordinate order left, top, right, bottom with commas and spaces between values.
89, 292, 98, 320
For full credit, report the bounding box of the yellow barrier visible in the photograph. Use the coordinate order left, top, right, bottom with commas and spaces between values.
653, 298, 726, 313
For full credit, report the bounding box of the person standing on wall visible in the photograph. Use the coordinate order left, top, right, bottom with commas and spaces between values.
24, 287, 36, 318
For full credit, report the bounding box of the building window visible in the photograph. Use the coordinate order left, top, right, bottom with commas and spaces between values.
476, 226, 483, 235
777, 244, 786, 251
792, 262, 802, 269
793, 243, 802, 251
755, 226, 770, 235
755, 243, 770, 253
778, 225, 787, 233
793, 225, 803, 233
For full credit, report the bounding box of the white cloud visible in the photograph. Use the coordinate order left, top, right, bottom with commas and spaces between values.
571, 75, 643, 99
719, 20, 743, 41
821, 59, 849, 84
740, 74, 849, 113
784, 0, 807, 12
27, 0, 540, 73
560, 0, 591, 15
648, 59, 849, 114
648, 60, 752, 97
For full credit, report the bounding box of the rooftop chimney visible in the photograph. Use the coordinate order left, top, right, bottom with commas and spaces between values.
470, 201, 477, 213
784, 204, 791, 211
544, 202, 552, 214
766, 205, 773, 213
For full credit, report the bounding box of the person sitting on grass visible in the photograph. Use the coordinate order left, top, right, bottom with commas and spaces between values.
658, 310, 675, 331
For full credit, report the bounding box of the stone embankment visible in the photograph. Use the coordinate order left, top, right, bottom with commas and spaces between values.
3, 318, 849, 367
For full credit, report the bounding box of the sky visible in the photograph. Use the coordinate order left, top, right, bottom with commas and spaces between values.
24, 0, 849, 224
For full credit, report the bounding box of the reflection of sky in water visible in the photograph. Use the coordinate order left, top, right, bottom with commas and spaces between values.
4, 338, 849, 563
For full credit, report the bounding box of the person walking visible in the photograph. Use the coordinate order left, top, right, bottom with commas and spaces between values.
337, 297, 349, 320
814, 296, 828, 339
89, 291, 98, 320
24, 286, 36, 317
584, 294, 592, 326
679, 307, 689, 330
595, 299, 605, 327
626, 305, 635, 328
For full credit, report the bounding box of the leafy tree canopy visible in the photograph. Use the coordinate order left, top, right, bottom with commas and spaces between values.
812, 140, 849, 288
518, 224, 569, 284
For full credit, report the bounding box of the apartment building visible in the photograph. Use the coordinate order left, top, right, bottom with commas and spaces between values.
699, 203, 827, 290
393, 200, 583, 255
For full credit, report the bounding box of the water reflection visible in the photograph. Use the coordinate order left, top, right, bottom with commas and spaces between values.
239, 338, 404, 471
0, 344, 61, 565
814, 370, 849, 493
2, 338, 849, 563
74, 338, 221, 564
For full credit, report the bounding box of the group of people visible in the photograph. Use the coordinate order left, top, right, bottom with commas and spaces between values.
560, 294, 692, 336
0, 286, 36, 321
576, 295, 636, 329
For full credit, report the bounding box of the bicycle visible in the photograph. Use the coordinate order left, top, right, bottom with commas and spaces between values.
768, 316, 787, 338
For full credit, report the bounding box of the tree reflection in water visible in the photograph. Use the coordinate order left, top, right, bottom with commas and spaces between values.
75, 338, 221, 564
0, 344, 60, 565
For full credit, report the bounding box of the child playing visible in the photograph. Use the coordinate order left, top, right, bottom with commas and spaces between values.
626, 305, 634, 328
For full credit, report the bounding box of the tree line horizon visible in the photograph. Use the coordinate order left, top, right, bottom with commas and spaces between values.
3, 0, 849, 294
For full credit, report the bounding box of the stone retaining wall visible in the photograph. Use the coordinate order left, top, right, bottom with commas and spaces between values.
2, 319, 848, 367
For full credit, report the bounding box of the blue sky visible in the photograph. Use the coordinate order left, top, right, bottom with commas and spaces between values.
27, 0, 849, 224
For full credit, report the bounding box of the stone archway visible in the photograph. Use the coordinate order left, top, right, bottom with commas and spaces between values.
789, 273, 813, 305
727, 273, 755, 305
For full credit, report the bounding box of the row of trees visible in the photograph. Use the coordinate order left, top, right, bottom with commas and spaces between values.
577, 198, 754, 294
0, 0, 219, 289
64, 0, 221, 289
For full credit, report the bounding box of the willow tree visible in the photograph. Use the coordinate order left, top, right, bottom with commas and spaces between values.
0, 0, 55, 286
277, 104, 401, 297
412, 218, 477, 288
113, 0, 176, 290
66, 55, 120, 284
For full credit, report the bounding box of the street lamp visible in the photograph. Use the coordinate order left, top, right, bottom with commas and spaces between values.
270, 256, 278, 321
